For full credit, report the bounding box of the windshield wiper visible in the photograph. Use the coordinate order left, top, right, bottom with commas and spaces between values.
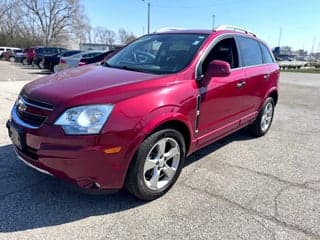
119, 65, 151, 73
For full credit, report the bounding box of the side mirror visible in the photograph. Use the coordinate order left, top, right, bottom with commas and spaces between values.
206, 60, 231, 77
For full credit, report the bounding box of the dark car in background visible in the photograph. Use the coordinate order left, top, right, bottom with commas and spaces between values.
22, 46, 66, 66
33, 47, 67, 68
43, 50, 81, 71
78, 50, 117, 66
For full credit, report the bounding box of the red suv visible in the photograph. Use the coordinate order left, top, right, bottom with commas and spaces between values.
7, 26, 279, 200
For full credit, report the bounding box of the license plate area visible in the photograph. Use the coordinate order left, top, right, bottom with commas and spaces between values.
8, 122, 25, 150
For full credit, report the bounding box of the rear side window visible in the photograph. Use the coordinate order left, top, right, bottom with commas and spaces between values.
237, 36, 263, 67
260, 43, 274, 64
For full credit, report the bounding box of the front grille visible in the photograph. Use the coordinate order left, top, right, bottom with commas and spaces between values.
20, 93, 54, 110
14, 94, 54, 128
16, 108, 46, 127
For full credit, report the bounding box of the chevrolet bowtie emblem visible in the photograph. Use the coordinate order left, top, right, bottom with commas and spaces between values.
17, 98, 27, 112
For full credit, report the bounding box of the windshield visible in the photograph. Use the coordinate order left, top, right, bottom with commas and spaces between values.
106, 33, 209, 74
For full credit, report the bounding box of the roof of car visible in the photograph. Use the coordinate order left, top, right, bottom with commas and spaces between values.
154, 26, 258, 38
153, 29, 213, 35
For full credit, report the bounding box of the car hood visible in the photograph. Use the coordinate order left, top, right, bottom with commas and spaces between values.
23, 65, 166, 106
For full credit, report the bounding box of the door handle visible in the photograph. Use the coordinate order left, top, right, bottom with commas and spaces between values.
236, 81, 246, 88
264, 74, 270, 80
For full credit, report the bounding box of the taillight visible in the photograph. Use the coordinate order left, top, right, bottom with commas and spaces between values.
78, 61, 86, 66
60, 59, 66, 64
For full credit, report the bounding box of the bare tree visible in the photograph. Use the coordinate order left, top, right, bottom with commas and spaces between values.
118, 28, 136, 44
93, 26, 116, 45
22, 0, 85, 46
0, 0, 9, 21
105, 29, 116, 45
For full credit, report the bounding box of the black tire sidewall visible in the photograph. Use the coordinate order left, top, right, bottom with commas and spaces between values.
252, 97, 275, 136
128, 128, 186, 200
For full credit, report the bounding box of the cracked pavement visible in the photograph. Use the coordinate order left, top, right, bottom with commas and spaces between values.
0, 61, 320, 239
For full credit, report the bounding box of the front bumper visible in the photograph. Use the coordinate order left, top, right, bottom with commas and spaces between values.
6, 119, 129, 191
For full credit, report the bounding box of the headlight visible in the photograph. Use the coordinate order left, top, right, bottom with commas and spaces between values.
54, 104, 114, 135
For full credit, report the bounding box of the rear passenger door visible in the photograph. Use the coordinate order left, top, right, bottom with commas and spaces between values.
236, 36, 267, 125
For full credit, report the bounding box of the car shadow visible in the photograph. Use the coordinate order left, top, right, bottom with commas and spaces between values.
0, 128, 252, 232
27, 71, 52, 75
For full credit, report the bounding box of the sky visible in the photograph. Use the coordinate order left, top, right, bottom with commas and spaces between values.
82, 0, 320, 52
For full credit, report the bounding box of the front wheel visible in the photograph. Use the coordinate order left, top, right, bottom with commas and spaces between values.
249, 97, 275, 137
125, 128, 186, 201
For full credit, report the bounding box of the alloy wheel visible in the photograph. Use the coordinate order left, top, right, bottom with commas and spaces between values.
143, 137, 180, 190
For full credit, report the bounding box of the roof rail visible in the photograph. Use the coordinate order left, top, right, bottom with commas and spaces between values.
215, 25, 256, 37
154, 27, 186, 33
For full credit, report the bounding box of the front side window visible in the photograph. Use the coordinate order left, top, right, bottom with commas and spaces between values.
237, 36, 263, 67
106, 33, 209, 74
202, 37, 239, 74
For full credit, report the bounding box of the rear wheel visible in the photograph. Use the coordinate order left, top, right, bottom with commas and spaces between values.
125, 128, 186, 201
249, 97, 275, 137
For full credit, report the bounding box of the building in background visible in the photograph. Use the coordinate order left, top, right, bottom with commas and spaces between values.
79, 43, 123, 51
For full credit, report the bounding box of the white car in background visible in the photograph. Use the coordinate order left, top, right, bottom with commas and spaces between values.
0, 46, 22, 58
54, 50, 105, 72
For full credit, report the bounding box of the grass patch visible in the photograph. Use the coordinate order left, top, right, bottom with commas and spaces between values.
280, 69, 320, 74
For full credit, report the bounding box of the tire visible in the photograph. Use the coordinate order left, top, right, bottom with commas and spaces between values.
249, 97, 275, 137
125, 128, 186, 201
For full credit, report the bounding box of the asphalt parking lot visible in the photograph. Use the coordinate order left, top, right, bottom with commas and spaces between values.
0, 60, 320, 240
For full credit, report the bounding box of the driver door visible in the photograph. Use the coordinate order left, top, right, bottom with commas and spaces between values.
197, 37, 248, 146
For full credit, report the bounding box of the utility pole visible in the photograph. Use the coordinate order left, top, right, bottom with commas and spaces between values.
277, 27, 282, 47
147, 2, 150, 34
141, 0, 151, 34
212, 14, 215, 30
311, 35, 316, 54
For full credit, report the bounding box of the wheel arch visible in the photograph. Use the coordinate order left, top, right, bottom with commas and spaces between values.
268, 89, 278, 105
149, 120, 191, 155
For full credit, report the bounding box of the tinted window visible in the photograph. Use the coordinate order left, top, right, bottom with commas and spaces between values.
260, 43, 274, 64
238, 36, 263, 67
202, 37, 239, 73
0, 48, 4, 51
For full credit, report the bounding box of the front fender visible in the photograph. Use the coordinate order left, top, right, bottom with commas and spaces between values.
119, 105, 194, 181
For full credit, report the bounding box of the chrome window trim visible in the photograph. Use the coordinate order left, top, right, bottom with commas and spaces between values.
195, 33, 239, 80
195, 33, 275, 80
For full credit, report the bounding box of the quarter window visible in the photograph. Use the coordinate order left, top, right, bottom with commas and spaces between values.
260, 43, 274, 64
238, 36, 263, 67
